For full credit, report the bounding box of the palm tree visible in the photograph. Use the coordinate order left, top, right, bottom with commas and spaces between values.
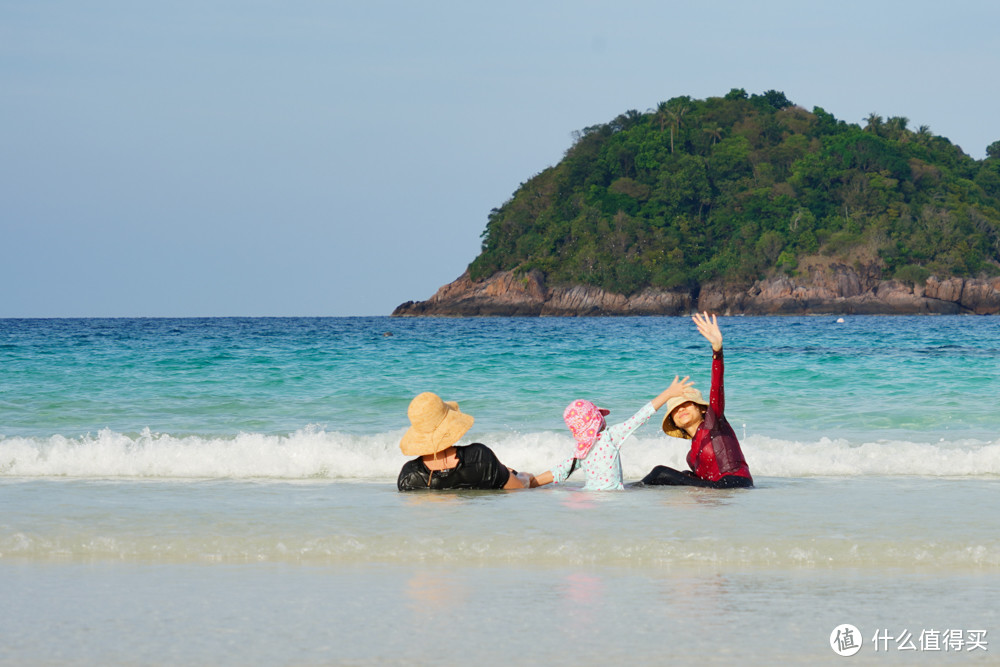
654, 101, 670, 132
886, 116, 909, 140
666, 103, 689, 154
702, 126, 723, 148
864, 113, 883, 136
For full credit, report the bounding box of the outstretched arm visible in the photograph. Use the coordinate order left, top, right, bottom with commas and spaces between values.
651, 375, 694, 411
529, 454, 577, 488
693, 312, 723, 351
694, 312, 726, 414
504, 469, 527, 489
530, 470, 554, 487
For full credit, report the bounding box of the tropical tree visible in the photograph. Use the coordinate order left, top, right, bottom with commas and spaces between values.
864, 113, 883, 136
654, 101, 670, 132
469, 90, 1000, 293
666, 100, 689, 154
885, 116, 909, 140
702, 126, 723, 147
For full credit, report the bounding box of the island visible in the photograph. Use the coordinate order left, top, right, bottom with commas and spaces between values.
394, 89, 1000, 316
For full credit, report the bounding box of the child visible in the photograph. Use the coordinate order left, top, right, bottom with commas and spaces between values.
531, 377, 692, 491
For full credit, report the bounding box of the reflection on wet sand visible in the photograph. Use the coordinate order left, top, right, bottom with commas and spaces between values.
405, 569, 469, 613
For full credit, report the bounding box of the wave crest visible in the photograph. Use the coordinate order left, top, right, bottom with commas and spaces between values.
2, 429, 999, 479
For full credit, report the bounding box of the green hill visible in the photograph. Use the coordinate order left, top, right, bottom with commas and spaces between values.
468, 89, 1000, 295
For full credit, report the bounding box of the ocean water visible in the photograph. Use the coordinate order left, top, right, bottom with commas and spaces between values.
2, 315, 999, 665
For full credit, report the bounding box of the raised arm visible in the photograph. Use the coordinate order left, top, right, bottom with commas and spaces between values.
693, 312, 725, 415
651, 375, 694, 411
693, 312, 722, 351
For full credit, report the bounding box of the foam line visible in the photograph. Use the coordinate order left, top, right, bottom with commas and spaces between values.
2, 429, 999, 479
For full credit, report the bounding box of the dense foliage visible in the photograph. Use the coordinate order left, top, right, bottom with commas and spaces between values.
469, 89, 1000, 294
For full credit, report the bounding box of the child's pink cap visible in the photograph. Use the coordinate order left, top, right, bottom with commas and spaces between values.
563, 399, 609, 459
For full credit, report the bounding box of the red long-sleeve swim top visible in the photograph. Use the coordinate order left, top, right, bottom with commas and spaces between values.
685, 348, 753, 482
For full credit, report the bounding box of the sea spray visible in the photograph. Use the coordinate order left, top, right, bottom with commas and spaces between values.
3, 429, 999, 479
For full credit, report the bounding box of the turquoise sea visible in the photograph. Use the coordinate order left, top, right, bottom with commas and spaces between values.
2, 315, 999, 665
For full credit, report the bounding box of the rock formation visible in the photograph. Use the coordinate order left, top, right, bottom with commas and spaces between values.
392, 266, 1000, 316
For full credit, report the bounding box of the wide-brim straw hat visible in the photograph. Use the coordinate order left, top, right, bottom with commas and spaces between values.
661, 388, 709, 439
400, 392, 475, 456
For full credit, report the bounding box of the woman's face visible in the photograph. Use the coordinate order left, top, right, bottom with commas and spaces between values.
670, 401, 704, 432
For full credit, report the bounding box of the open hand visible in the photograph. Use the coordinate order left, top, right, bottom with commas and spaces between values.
652, 375, 694, 410
693, 312, 723, 351
666, 374, 693, 398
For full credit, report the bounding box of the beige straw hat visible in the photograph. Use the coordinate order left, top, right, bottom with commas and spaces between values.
661, 388, 709, 439
400, 392, 475, 456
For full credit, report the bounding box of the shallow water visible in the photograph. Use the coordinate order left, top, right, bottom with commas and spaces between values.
2, 479, 998, 665
4, 478, 1000, 570
2, 316, 999, 664
4, 561, 998, 665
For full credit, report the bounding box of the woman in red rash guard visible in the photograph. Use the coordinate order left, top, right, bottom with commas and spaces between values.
638, 312, 753, 489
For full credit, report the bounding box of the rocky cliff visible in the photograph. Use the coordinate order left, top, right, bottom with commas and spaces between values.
392, 265, 1000, 316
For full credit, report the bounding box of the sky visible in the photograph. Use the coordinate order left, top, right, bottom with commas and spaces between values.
2, 0, 999, 317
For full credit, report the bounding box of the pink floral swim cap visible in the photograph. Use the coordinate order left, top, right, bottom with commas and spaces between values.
563, 399, 610, 459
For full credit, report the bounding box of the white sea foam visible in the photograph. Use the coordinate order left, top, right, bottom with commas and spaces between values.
494, 432, 1000, 479
2, 429, 999, 479
5, 530, 999, 568
0, 426, 405, 479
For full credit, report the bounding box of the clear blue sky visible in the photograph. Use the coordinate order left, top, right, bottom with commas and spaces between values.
3, 1, 998, 317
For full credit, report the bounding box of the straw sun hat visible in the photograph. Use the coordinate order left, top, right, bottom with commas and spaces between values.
661, 388, 709, 439
399, 392, 475, 456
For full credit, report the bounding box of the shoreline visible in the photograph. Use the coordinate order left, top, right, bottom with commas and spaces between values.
392, 269, 1000, 317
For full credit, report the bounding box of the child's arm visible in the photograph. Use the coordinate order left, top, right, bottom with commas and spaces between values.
651, 375, 695, 410
529, 453, 579, 487
530, 470, 554, 487
601, 376, 698, 451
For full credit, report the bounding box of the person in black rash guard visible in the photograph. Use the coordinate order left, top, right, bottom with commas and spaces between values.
396, 392, 528, 491
397, 442, 512, 490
